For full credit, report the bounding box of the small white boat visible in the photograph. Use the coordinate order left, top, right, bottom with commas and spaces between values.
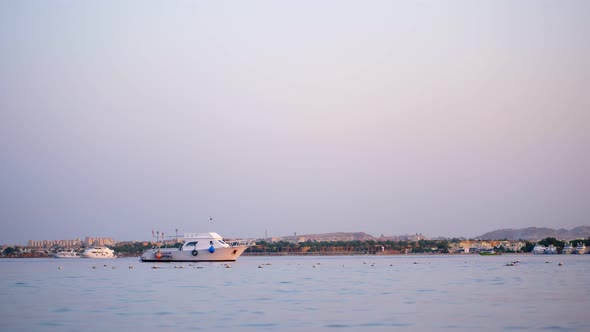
81, 246, 116, 258
140, 232, 253, 262
52, 249, 81, 259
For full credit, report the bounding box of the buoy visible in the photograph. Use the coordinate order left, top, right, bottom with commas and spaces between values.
156, 252, 162, 259
209, 245, 215, 253
58, 266, 62, 270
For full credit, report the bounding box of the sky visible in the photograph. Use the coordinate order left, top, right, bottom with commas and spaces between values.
1, 1, 589, 245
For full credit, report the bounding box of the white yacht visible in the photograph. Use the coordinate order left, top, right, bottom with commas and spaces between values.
562, 242, 574, 254
574, 243, 587, 254
52, 249, 81, 259
532, 245, 547, 255
81, 246, 116, 258
140, 232, 253, 263
533, 244, 557, 255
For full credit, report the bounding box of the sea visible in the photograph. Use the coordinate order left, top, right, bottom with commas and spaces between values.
0, 254, 588, 332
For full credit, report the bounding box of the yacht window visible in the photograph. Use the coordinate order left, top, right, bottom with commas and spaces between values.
186, 241, 198, 247
218, 240, 227, 245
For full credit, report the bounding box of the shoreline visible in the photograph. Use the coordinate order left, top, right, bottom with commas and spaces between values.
0, 252, 544, 259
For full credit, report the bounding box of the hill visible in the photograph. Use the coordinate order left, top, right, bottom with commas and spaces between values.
477, 226, 590, 241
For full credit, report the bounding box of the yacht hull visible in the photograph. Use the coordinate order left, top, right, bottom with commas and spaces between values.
52, 254, 81, 259
140, 245, 249, 262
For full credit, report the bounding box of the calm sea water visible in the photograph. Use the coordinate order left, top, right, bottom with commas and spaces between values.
0, 254, 588, 331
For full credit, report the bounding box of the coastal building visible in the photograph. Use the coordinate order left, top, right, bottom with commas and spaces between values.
28, 238, 82, 248
281, 232, 372, 243
380, 233, 426, 242
497, 240, 525, 252
312, 235, 354, 242
84, 237, 116, 246
450, 240, 524, 253
25, 237, 117, 250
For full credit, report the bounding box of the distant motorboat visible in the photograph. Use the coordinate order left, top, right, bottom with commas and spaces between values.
81, 246, 116, 258
479, 248, 500, 256
562, 243, 574, 255
533, 245, 546, 255
574, 243, 587, 254
533, 244, 557, 255
52, 249, 81, 259
140, 232, 253, 263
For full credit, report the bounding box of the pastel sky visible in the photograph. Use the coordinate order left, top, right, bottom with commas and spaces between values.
1, 1, 589, 245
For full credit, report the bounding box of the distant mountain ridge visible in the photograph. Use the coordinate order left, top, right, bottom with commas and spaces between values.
477, 226, 590, 241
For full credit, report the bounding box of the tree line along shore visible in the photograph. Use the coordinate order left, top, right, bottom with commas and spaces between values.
2, 237, 589, 258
